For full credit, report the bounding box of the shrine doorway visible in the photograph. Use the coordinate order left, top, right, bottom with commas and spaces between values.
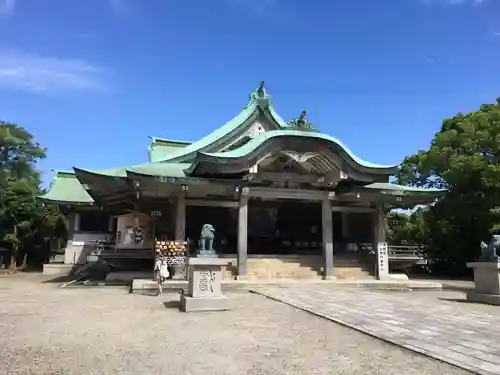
276, 201, 323, 255
247, 200, 325, 255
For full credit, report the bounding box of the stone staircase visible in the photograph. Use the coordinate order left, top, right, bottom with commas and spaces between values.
244, 256, 323, 280
221, 254, 375, 281
333, 254, 375, 280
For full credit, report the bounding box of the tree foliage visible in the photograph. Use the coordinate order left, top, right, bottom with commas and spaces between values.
394, 98, 500, 275
386, 208, 427, 247
0, 121, 67, 270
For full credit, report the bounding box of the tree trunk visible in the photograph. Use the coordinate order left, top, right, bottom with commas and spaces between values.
19, 251, 28, 270
9, 246, 17, 271
9, 225, 19, 271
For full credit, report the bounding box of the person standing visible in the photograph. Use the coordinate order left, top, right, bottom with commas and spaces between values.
154, 252, 169, 296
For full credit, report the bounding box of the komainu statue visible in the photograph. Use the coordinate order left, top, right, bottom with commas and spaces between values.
199, 224, 215, 252
479, 235, 500, 261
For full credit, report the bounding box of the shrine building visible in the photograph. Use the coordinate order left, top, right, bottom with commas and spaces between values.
39, 81, 445, 280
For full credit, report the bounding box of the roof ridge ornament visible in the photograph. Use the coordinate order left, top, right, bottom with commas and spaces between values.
248, 80, 271, 109
287, 109, 316, 131
257, 80, 265, 98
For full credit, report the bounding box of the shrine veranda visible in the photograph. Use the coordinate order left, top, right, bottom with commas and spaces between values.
40, 81, 445, 280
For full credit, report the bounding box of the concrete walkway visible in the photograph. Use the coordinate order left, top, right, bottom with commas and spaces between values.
253, 286, 500, 375
130, 278, 443, 293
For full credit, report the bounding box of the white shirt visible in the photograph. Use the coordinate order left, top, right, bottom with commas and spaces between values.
155, 259, 169, 279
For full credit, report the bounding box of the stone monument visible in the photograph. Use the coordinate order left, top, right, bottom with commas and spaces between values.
180, 224, 230, 312
466, 235, 500, 305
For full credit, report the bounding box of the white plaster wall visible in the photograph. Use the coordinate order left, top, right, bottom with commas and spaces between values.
71, 232, 112, 245
65, 232, 110, 265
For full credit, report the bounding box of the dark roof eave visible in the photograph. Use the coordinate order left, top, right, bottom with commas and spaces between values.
73, 167, 127, 188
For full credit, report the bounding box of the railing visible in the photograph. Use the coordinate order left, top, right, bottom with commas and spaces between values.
355, 243, 424, 261
388, 245, 424, 261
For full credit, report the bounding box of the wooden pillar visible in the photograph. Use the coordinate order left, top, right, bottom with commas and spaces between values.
107, 216, 113, 232
175, 188, 186, 241
237, 187, 249, 278
73, 212, 80, 232
66, 211, 75, 244
373, 203, 389, 280
322, 195, 334, 279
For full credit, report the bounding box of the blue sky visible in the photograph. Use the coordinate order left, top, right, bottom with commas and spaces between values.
1, 0, 499, 185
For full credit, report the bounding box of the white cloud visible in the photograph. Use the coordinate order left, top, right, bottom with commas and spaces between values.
0, 52, 107, 94
0, 0, 15, 15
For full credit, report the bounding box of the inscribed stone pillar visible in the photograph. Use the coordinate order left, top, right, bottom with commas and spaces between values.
373, 203, 389, 279
321, 196, 334, 279
237, 188, 249, 277
175, 190, 186, 241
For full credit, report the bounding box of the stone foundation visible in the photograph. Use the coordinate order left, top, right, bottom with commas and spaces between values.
180, 257, 230, 313
466, 261, 500, 305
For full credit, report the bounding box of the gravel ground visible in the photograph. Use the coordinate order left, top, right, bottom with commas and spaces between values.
0, 274, 472, 375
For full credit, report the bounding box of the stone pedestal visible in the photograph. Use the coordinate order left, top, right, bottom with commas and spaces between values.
198, 250, 216, 257
180, 257, 230, 312
466, 261, 500, 305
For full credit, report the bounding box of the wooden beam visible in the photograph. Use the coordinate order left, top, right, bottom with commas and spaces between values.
186, 199, 239, 208
249, 187, 329, 201
331, 206, 376, 213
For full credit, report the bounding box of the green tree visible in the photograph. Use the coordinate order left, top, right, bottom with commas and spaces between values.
0, 121, 66, 271
0, 122, 46, 185
396, 98, 500, 275
0, 180, 39, 268
386, 208, 427, 247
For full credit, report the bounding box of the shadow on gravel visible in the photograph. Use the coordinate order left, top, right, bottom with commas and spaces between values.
41, 275, 72, 283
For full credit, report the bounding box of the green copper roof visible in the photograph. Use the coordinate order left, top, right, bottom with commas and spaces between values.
159, 81, 289, 163
128, 162, 190, 177
42, 81, 440, 205
39, 171, 94, 205
148, 138, 192, 162
198, 130, 397, 171
335, 182, 447, 206
74, 162, 191, 179
363, 182, 447, 195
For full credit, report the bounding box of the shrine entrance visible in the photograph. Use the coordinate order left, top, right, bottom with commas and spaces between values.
247, 200, 324, 255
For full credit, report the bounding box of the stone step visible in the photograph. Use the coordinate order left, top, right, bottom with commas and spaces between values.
219, 256, 376, 280
334, 267, 374, 280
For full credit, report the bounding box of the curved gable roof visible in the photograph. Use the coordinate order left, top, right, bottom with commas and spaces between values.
159, 81, 288, 163
196, 129, 397, 172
